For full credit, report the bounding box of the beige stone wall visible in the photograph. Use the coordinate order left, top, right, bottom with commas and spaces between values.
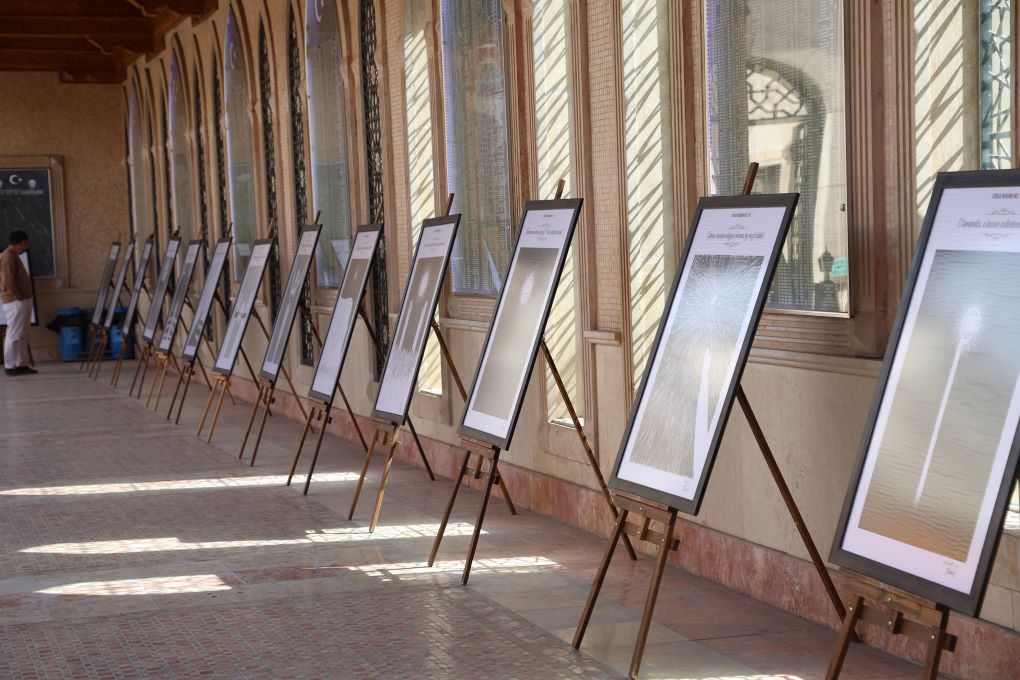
0, 71, 129, 354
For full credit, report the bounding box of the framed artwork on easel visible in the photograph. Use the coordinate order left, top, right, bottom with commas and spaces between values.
214, 238, 274, 376
156, 240, 203, 354
459, 198, 583, 449
90, 242, 121, 327
831, 169, 1020, 616
141, 238, 181, 344
609, 193, 798, 515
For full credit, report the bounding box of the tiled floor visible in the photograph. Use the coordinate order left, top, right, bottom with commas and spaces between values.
0, 362, 935, 678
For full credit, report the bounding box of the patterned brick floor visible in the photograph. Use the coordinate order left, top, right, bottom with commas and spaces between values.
0, 364, 933, 678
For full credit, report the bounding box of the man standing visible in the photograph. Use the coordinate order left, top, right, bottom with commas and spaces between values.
0, 231, 36, 376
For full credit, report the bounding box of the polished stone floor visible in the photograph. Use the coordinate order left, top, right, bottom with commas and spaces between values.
0, 362, 935, 679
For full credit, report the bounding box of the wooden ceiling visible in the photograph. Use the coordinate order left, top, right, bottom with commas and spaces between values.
0, 1, 217, 84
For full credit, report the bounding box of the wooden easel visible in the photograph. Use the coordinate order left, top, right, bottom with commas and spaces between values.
428, 180, 636, 583
167, 289, 248, 424
571, 164, 848, 678
826, 574, 956, 679
286, 279, 436, 494
146, 301, 215, 414
112, 242, 153, 389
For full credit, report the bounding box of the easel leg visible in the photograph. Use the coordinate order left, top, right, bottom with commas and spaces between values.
239, 384, 265, 459
462, 451, 501, 585
495, 468, 517, 516
129, 345, 148, 397
337, 385, 369, 452
922, 607, 951, 680
79, 327, 93, 370
174, 364, 194, 425
136, 351, 153, 401
196, 377, 218, 437
287, 407, 318, 486
630, 510, 677, 679
347, 430, 382, 519
206, 379, 229, 443
166, 364, 187, 420
428, 450, 472, 567
736, 386, 847, 625
152, 358, 170, 411
369, 437, 401, 532
145, 356, 165, 407
825, 595, 864, 680
111, 341, 128, 387
249, 385, 275, 467
573, 509, 629, 649
302, 410, 332, 495
405, 417, 436, 481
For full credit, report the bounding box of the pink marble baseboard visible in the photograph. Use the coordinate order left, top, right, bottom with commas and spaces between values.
182, 368, 1020, 679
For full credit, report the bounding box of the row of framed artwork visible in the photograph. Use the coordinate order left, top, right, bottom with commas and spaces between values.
88, 168, 1020, 677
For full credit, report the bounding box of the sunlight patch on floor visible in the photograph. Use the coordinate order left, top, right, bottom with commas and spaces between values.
22, 523, 482, 555
0, 472, 360, 497
346, 555, 561, 581
38, 574, 231, 596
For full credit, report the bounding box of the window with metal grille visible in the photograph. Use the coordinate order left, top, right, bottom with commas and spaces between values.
224, 7, 256, 280
259, 22, 282, 318
169, 53, 193, 244
289, 6, 314, 365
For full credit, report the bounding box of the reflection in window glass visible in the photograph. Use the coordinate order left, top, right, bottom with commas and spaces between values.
622, 0, 675, 386
128, 83, 153, 249
404, 1, 443, 396
169, 53, 193, 244
224, 7, 256, 279
980, 0, 1011, 170
305, 0, 353, 288
706, 0, 849, 315
534, 0, 583, 422
441, 0, 512, 295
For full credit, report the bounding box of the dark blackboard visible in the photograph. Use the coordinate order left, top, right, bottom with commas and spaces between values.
0, 169, 55, 277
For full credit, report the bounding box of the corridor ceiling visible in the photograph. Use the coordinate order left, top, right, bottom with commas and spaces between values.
0, 1, 216, 83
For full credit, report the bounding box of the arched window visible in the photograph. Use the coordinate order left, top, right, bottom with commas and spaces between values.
127, 82, 153, 248
305, 0, 353, 287
621, 0, 675, 385
212, 60, 231, 300
161, 96, 174, 241
258, 22, 281, 316
169, 52, 194, 243
289, 6, 314, 364
441, 0, 512, 295
224, 6, 257, 279
532, 0, 583, 422
194, 68, 209, 241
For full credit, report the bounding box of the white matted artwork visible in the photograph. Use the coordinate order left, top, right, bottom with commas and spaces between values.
90, 242, 121, 326
181, 240, 231, 361
142, 239, 181, 343
213, 239, 273, 375
459, 198, 583, 449
120, 238, 155, 337
260, 226, 322, 380
832, 170, 1020, 615
371, 215, 460, 424
609, 193, 798, 515
308, 225, 383, 403
0, 250, 39, 327
156, 240, 203, 354
102, 241, 135, 330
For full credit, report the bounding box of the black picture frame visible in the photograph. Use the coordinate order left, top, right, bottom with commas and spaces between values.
102, 241, 135, 330
90, 242, 122, 326
142, 238, 181, 343
181, 239, 231, 361
608, 193, 799, 515
120, 237, 155, 337
156, 240, 203, 354
260, 225, 322, 381
830, 169, 1020, 616
370, 215, 460, 425
307, 224, 383, 404
458, 198, 584, 450
213, 237, 275, 376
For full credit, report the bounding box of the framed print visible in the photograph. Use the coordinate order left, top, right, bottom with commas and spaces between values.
90, 243, 121, 326
213, 238, 274, 376
156, 240, 203, 354
459, 199, 584, 449
609, 193, 799, 515
260, 226, 322, 380
308, 224, 383, 403
141, 238, 181, 343
181, 239, 231, 361
120, 238, 154, 337
831, 170, 1020, 616
0, 250, 39, 327
102, 242, 135, 330
371, 215, 460, 424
